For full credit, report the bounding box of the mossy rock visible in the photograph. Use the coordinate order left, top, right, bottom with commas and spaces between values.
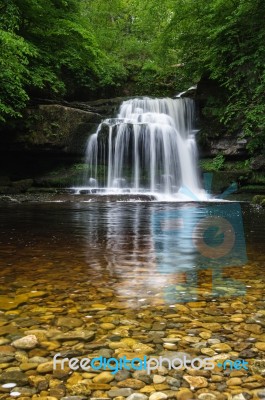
252, 195, 265, 205
12, 179, 33, 193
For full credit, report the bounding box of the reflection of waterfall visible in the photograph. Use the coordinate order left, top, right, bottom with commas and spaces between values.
82, 97, 208, 200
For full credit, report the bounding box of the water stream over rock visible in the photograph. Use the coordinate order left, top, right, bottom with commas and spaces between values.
78, 97, 208, 201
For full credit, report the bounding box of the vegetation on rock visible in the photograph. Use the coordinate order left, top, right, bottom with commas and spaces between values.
1, 0, 265, 157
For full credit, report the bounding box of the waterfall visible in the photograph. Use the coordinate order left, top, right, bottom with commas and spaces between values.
82, 97, 208, 200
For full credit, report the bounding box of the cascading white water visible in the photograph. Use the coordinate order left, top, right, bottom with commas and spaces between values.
82, 97, 208, 200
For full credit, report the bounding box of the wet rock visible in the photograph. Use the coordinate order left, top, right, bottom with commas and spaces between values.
166, 377, 180, 388
0, 294, 28, 311
56, 317, 83, 328
68, 383, 91, 396
100, 323, 116, 330
117, 378, 145, 389
12, 335, 38, 350
201, 323, 221, 332
226, 377, 242, 386
201, 348, 215, 357
126, 394, 148, 400
243, 323, 262, 334
232, 395, 251, 400
251, 359, 265, 376
55, 330, 95, 341
239, 349, 257, 358
93, 371, 115, 384
149, 393, 168, 400
183, 375, 208, 389
132, 343, 154, 354
198, 395, 217, 400
61, 396, 87, 400
0, 371, 28, 386
153, 375, 166, 384
115, 370, 131, 382
0, 345, 16, 363
49, 384, 66, 398
210, 343, 232, 353
255, 342, 265, 351
108, 388, 134, 397
176, 389, 194, 400
98, 348, 113, 358
37, 361, 54, 373
28, 376, 49, 391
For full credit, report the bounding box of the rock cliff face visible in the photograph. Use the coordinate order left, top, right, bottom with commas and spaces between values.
0, 98, 128, 156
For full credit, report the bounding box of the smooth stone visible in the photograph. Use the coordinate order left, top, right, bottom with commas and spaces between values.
199, 332, 212, 340
243, 324, 262, 334
149, 393, 168, 400
183, 336, 200, 343
0, 371, 28, 386
163, 343, 178, 350
201, 348, 216, 357
153, 383, 169, 391
91, 303, 107, 309
132, 343, 154, 354
207, 339, 221, 345
55, 331, 95, 341
109, 342, 128, 350
12, 335, 38, 350
98, 348, 113, 358
121, 338, 138, 347
232, 395, 249, 400
49, 385, 66, 398
176, 389, 194, 400
20, 362, 38, 371
198, 394, 217, 400
108, 388, 134, 397
255, 342, 265, 351
61, 397, 87, 400
132, 371, 152, 384
201, 323, 221, 331
56, 317, 83, 328
86, 383, 111, 390
183, 375, 208, 389
117, 378, 145, 389
140, 385, 156, 394
126, 394, 148, 400
29, 356, 49, 364
37, 361, 54, 373
153, 375, 166, 384
210, 343, 232, 353
115, 370, 131, 382
93, 372, 115, 383
0, 294, 28, 311
100, 323, 116, 330
226, 377, 242, 386
166, 377, 180, 387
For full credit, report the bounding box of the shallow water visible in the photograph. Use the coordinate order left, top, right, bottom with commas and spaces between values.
0, 202, 264, 398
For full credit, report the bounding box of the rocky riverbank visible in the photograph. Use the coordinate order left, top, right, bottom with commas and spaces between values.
0, 271, 264, 399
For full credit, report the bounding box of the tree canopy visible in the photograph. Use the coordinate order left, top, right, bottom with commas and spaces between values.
1, 0, 265, 154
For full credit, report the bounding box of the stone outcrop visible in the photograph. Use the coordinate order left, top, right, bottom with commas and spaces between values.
198, 134, 248, 158
0, 97, 129, 156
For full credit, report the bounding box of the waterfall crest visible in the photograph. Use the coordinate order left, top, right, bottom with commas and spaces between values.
82, 97, 208, 200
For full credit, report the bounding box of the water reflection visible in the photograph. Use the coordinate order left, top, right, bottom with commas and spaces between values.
71, 202, 248, 305
152, 203, 247, 302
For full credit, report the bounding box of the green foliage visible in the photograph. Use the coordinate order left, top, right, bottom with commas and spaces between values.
1, 0, 265, 158
200, 154, 225, 172
0, 0, 127, 122
162, 0, 265, 155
